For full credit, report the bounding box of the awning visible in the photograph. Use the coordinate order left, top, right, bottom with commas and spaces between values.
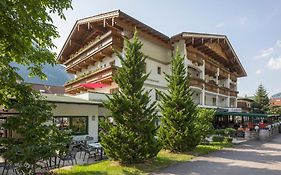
215, 112, 278, 118
79, 82, 109, 89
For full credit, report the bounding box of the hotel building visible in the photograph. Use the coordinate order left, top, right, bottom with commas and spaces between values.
58, 10, 246, 110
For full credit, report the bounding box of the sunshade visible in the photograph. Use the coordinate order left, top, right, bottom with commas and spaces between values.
79, 82, 109, 89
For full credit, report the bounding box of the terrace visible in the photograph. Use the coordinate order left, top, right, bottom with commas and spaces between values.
65, 65, 116, 94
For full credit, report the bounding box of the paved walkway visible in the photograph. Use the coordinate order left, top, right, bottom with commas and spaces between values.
153, 134, 281, 175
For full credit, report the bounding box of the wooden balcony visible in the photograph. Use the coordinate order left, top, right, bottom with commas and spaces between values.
186, 50, 204, 66
219, 87, 229, 96
65, 65, 116, 94
205, 81, 218, 93
230, 90, 238, 97
205, 60, 218, 76
65, 30, 123, 74
189, 77, 204, 89
219, 68, 229, 80
230, 73, 237, 82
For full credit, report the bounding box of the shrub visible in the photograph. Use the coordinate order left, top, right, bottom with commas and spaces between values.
224, 128, 236, 137
214, 129, 225, 136
212, 136, 224, 142
224, 137, 233, 143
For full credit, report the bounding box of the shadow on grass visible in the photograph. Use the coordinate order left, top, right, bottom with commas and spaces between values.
57, 170, 109, 175
55, 142, 231, 175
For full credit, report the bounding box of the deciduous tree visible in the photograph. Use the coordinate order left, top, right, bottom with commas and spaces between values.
0, 0, 72, 173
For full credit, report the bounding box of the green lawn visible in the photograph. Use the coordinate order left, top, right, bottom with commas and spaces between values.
55, 142, 231, 175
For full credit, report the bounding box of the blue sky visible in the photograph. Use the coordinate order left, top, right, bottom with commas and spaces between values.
52, 0, 281, 97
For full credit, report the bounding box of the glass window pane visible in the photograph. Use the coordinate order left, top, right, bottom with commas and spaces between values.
71, 117, 88, 135
54, 117, 70, 130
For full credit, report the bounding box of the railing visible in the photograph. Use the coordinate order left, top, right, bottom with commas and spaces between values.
189, 77, 204, 89
205, 60, 218, 76
230, 73, 237, 82
219, 87, 229, 96
219, 68, 229, 79
230, 90, 238, 97
65, 30, 123, 73
205, 82, 218, 93
187, 51, 204, 66
65, 65, 116, 94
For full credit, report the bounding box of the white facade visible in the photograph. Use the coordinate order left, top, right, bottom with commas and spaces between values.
51, 102, 99, 142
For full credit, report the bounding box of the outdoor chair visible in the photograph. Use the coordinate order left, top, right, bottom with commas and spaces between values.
81, 145, 97, 164
1, 160, 18, 175
58, 148, 78, 167
36, 157, 50, 170
85, 136, 94, 144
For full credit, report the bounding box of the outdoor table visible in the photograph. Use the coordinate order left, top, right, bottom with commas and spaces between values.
72, 137, 88, 145
87, 143, 104, 160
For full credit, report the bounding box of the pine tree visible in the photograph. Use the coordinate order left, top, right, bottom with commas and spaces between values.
252, 84, 269, 113
158, 50, 200, 152
100, 31, 161, 164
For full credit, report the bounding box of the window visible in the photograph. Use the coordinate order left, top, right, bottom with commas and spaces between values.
54, 116, 88, 135
157, 66, 161, 75
144, 63, 147, 73
212, 98, 216, 106
156, 91, 161, 101
109, 60, 115, 66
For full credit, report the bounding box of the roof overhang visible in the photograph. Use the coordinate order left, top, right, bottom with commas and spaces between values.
171, 32, 247, 77
57, 10, 170, 63
215, 111, 279, 118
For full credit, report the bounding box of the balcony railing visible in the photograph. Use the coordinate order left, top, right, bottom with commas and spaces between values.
187, 51, 204, 66
205, 81, 218, 93
205, 60, 218, 76
65, 65, 116, 94
230, 73, 237, 82
230, 90, 238, 97
189, 77, 204, 89
219, 68, 229, 79
219, 87, 229, 96
65, 30, 123, 73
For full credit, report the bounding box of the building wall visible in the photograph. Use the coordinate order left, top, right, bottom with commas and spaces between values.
52, 103, 99, 142
66, 29, 240, 109
139, 36, 171, 63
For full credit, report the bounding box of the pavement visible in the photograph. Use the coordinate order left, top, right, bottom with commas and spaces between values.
152, 134, 281, 175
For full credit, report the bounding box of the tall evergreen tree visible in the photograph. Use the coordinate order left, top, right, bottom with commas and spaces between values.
158, 50, 200, 152
100, 31, 160, 164
252, 84, 270, 113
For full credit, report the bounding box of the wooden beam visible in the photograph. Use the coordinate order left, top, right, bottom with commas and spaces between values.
115, 19, 171, 49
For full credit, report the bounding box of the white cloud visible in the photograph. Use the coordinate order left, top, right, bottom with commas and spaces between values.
256, 48, 274, 58
216, 23, 224, 28
255, 69, 262, 75
276, 40, 281, 48
267, 57, 281, 70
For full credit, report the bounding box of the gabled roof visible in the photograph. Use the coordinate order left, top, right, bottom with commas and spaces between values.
57, 10, 170, 63
171, 32, 247, 77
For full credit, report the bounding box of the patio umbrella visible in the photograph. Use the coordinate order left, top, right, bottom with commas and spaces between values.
79, 82, 109, 89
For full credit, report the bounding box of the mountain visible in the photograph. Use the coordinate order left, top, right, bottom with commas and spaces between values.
15, 63, 72, 86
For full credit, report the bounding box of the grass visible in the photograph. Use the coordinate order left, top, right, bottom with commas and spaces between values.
55, 142, 231, 175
